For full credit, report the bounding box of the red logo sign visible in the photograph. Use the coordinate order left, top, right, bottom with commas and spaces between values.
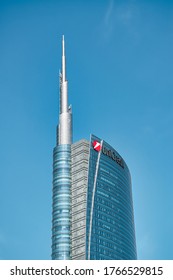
92, 141, 101, 152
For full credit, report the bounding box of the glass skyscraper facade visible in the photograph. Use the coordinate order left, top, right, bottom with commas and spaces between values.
52, 145, 71, 260
71, 135, 137, 260
52, 37, 137, 260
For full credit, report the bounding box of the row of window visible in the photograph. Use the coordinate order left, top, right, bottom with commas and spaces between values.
95, 193, 133, 219
90, 228, 136, 256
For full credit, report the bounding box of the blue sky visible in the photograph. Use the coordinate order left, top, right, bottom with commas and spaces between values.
0, 0, 173, 260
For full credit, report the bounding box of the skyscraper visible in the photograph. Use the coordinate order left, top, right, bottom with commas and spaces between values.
52, 37, 137, 260
52, 36, 72, 260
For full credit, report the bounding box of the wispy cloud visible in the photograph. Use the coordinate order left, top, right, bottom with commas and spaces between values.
101, 0, 139, 42
104, 0, 114, 28
103, 0, 115, 40
118, 6, 134, 25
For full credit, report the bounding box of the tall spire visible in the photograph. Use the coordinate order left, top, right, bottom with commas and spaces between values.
58, 35, 72, 145
60, 35, 68, 113
62, 35, 66, 83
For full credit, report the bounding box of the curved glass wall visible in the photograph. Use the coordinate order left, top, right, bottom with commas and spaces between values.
52, 144, 71, 260
86, 135, 137, 260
